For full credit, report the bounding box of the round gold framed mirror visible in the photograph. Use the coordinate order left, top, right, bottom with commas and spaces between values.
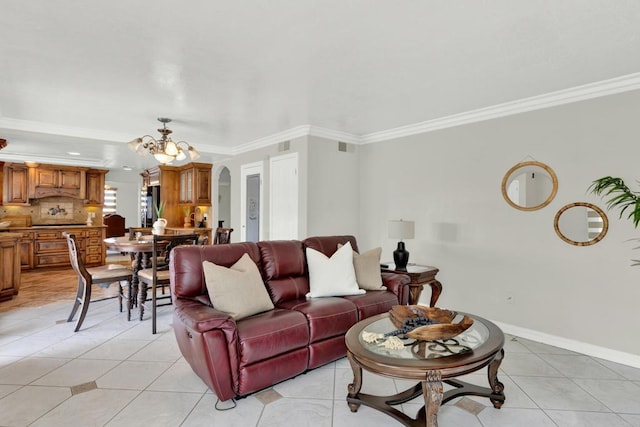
554, 202, 608, 246
501, 161, 558, 211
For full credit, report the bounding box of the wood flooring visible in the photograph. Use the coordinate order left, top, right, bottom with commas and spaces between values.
0, 255, 130, 314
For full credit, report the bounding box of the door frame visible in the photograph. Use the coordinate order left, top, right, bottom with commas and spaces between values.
240, 161, 264, 242
269, 152, 299, 240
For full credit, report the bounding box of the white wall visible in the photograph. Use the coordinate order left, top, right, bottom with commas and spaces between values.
216, 136, 309, 241
104, 168, 142, 228
307, 137, 359, 236
357, 89, 640, 360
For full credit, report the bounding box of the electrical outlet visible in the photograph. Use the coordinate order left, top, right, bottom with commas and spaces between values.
506, 296, 515, 304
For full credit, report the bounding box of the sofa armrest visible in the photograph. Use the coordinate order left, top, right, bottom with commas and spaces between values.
172, 297, 241, 402
381, 272, 411, 305
173, 298, 236, 334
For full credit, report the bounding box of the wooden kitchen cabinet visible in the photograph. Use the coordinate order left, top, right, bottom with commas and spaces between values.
3, 163, 30, 205
141, 165, 180, 227
34, 229, 71, 267
17, 231, 34, 270
179, 163, 212, 205
2, 226, 104, 270
0, 161, 3, 205
29, 165, 87, 199
0, 232, 21, 301
32, 227, 105, 268
84, 228, 105, 265
179, 168, 193, 203
142, 162, 212, 228
85, 169, 108, 206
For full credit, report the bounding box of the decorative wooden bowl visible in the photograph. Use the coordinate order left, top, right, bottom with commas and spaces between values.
389, 305, 474, 341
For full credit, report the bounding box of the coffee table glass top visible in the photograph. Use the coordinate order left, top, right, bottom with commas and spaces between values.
359, 314, 489, 360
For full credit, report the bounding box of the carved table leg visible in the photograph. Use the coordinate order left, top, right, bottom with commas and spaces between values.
428, 280, 443, 307
408, 284, 424, 306
129, 252, 144, 321
347, 352, 363, 412
139, 251, 151, 321
488, 348, 505, 408
423, 370, 443, 427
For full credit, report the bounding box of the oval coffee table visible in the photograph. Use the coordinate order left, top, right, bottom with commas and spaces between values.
345, 312, 505, 427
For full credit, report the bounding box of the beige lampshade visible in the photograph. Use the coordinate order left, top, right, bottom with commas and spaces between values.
388, 220, 415, 240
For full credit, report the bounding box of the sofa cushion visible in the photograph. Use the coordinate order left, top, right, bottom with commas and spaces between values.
303, 235, 359, 257
341, 291, 398, 320
258, 240, 309, 304
338, 244, 385, 291
306, 241, 364, 298
278, 297, 358, 343
171, 242, 261, 298
237, 308, 309, 365
203, 253, 274, 320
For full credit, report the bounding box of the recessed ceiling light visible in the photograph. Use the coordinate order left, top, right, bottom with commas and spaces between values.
122, 166, 133, 171
68, 151, 81, 156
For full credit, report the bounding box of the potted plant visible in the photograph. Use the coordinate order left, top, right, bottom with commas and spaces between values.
154, 201, 166, 219
589, 176, 640, 264
183, 206, 192, 228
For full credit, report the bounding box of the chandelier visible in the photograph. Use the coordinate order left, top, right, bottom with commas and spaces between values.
128, 117, 201, 164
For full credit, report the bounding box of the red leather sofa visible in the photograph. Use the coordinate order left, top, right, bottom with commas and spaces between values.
169, 235, 410, 402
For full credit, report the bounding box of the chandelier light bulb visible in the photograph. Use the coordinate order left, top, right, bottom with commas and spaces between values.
127, 117, 200, 164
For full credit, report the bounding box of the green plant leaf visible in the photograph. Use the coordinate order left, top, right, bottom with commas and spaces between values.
589, 176, 640, 228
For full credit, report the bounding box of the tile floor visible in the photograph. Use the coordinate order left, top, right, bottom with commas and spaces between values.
1, 295, 640, 426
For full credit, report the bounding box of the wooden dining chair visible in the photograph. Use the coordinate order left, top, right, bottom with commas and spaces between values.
138, 233, 199, 333
63, 232, 133, 331
213, 227, 233, 244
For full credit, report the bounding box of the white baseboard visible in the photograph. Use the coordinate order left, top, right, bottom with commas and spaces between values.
492, 319, 640, 369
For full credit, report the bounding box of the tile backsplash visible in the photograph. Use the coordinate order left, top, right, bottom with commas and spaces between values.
0, 197, 102, 224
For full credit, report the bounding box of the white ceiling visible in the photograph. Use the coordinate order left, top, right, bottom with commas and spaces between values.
1, 1, 640, 170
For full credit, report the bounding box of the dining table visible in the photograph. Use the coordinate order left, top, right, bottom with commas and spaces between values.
103, 235, 157, 320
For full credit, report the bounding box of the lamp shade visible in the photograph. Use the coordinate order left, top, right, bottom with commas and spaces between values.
388, 220, 415, 240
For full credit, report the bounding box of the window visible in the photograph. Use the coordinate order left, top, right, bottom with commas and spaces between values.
104, 186, 117, 214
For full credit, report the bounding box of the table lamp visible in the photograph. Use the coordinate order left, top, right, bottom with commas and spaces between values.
388, 219, 415, 271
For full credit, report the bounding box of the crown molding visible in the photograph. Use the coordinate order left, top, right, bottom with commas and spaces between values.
307, 126, 361, 144
231, 125, 313, 155
360, 72, 640, 144
3, 73, 640, 158
232, 125, 361, 155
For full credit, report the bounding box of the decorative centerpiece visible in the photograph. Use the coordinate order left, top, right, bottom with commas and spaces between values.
388, 305, 474, 341
152, 201, 167, 235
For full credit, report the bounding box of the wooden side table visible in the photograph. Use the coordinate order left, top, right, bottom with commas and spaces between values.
382, 263, 442, 306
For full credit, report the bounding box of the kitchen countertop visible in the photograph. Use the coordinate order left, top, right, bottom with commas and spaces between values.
0, 224, 107, 230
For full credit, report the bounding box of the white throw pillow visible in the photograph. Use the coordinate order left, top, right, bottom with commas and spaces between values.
203, 253, 274, 320
306, 241, 365, 298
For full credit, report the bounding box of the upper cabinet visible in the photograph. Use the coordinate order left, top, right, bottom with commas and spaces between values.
179, 163, 212, 205
3, 163, 30, 205
29, 165, 87, 199
141, 162, 212, 228
85, 169, 108, 206
1, 162, 107, 206
179, 168, 193, 203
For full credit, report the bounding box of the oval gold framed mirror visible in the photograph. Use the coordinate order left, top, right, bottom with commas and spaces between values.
501, 161, 558, 211
554, 202, 608, 246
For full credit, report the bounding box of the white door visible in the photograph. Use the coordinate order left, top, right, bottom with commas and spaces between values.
270, 153, 298, 240
240, 162, 263, 242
